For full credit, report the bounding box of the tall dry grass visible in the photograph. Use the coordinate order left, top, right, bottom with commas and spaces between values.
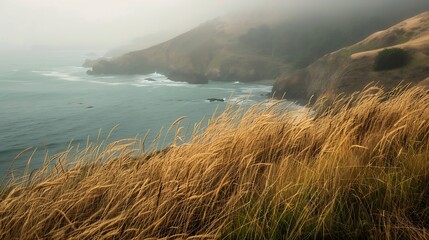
0, 86, 429, 239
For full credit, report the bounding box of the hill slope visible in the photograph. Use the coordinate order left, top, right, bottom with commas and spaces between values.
88, 15, 286, 84
273, 11, 429, 100
87, 3, 428, 84
105, 31, 184, 58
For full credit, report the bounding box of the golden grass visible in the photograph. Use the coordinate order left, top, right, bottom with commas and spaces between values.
351, 11, 429, 59
1, 86, 429, 239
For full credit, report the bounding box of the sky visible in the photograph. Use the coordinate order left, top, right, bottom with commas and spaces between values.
0, 0, 260, 50
0, 0, 427, 51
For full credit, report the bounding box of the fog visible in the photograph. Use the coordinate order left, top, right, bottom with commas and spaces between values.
0, 0, 427, 51
0, 0, 259, 51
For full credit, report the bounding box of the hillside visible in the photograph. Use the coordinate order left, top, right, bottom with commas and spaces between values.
88, 14, 286, 84
273, 11, 429, 101
104, 32, 183, 58
87, 3, 428, 84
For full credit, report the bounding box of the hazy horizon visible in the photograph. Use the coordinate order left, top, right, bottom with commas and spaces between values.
0, 0, 261, 51
1, 0, 428, 52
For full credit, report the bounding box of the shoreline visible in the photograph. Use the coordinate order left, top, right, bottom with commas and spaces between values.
250, 79, 276, 86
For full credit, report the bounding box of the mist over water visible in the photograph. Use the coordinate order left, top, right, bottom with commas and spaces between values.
0, 49, 285, 178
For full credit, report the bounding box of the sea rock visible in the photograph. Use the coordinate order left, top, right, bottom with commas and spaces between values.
207, 98, 225, 102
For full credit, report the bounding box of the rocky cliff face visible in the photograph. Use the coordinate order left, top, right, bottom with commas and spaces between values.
273, 11, 429, 101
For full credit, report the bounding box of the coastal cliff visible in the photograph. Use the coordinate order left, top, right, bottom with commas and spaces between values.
87, 4, 427, 85
88, 16, 285, 84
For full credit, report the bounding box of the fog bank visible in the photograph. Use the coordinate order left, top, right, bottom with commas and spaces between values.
0, 0, 427, 51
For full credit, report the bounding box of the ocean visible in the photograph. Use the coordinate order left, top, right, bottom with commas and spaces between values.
0, 49, 293, 178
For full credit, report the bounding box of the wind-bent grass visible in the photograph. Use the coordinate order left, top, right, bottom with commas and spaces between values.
0, 86, 429, 239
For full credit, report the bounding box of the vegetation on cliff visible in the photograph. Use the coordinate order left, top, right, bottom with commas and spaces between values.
373, 48, 410, 71
273, 11, 429, 101
1, 86, 429, 239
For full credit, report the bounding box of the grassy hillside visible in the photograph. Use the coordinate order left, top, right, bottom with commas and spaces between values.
273, 11, 429, 101
1, 86, 429, 239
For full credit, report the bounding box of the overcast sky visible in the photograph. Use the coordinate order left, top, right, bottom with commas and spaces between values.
0, 0, 427, 51
0, 0, 262, 50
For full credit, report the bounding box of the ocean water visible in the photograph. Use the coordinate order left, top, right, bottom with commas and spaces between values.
0, 49, 292, 178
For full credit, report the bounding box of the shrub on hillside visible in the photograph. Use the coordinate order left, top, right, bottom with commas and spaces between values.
373, 48, 409, 71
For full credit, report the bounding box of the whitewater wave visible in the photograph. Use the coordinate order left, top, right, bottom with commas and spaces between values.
131, 84, 150, 88
228, 95, 256, 105
36, 71, 83, 82
34, 70, 123, 86
88, 80, 128, 86
239, 85, 272, 94
33, 70, 188, 88
33, 69, 272, 94
136, 73, 190, 87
